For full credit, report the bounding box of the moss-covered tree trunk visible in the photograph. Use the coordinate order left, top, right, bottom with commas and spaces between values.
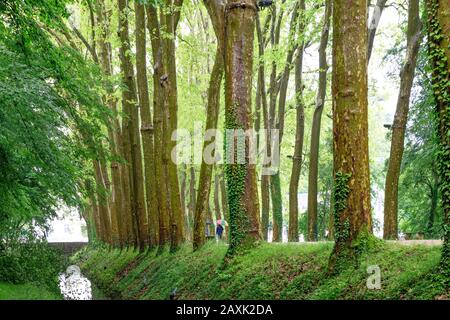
180, 164, 189, 240
214, 173, 222, 221
306, 0, 331, 242
383, 0, 421, 240
93, 0, 123, 247
329, 0, 372, 272
189, 166, 197, 237
224, 0, 261, 255
118, 0, 147, 250
161, 0, 185, 249
271, 1, 300, 244
268, 4, 284, 242
135, 2, 159, 248
220, 172, 229, 222
93, 159, 111, 243
146, 5, 171, 247
425, 0, 450, 286
288, 0, 307, 243
256, 13, 271, 241
86, 179, 101, 241
193, 0, 225, 251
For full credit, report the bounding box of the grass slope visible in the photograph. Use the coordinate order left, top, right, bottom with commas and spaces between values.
0, 282, 62, 300
73, 241, 448, 300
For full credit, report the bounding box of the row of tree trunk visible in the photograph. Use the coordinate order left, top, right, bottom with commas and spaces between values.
62, 0, 448, 264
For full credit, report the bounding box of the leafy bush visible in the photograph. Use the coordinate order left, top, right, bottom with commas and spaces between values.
0, 240, 67, 292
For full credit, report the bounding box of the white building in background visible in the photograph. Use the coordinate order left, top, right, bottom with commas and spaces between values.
47, 206, 88, 243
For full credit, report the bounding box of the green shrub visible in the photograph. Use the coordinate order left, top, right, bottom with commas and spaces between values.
0, 240, 67, 293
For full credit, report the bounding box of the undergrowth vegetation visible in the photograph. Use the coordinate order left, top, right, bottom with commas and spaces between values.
0, 241, 66, 295
73, 242, 447, 300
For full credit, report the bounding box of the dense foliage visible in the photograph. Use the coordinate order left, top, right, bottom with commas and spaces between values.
0, 0, 107, 291
0, 0, 108, 242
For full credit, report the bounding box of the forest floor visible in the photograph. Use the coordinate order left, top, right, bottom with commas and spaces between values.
72, 241, 449, 300
0, 282, 62, 300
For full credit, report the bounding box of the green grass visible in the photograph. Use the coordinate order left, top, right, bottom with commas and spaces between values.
72, 241, 449, 300
0, 282, 62, 300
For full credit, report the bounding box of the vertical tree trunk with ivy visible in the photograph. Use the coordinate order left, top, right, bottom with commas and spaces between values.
383, 0, 421, 240
307, 0, 331, 242
135, 2, 159, 247
224, 0, 261, 255
329, 0, 372, 272
193, 0, 225, 250
118, 0, 147, 250
425, 0, 450, 285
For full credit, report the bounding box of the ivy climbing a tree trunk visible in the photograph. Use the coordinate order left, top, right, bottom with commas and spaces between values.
224, 0, 261, 255
329, 0, 372, 272
425, 0, 450, 287
383, 0, 421, 240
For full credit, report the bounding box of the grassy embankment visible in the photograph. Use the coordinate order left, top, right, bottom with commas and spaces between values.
0, 282, 62, 300
72, 241, 448, 300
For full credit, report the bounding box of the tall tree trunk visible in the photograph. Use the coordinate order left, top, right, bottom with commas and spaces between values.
329, 0, 372, 272
288, 0, 307, 243
135, 2, 159, 247
268, 3, 285, 243
270, 1, 301, 243
224, 0, 261, 255
94, 0, 123, 247
86, 179, 101, 241
180, 164, 189, 241
93, 159, 111, 243
146, 5, 171, 247
426, 170, 439, 237
307, 0, 332, 242
220, 172, 229, 222
367, 0, 388, 62
189, 166, 197, 237
383, 0, 421, 240
214, 173, 222, 221
161, 0, 185, 249
193, 0, 225, 250
256, 13, 271, 241
118, 0, 147, 250
425, 0, 450, 282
